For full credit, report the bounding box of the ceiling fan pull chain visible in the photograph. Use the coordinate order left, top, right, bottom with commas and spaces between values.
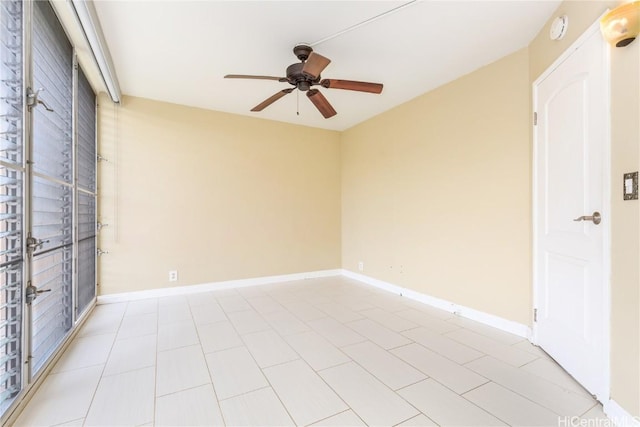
297, 89, 300, 116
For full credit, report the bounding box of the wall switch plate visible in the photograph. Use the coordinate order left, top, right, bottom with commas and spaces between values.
169, 270, 178, 282
623, 172, 638, 200
358, 261, 364, 272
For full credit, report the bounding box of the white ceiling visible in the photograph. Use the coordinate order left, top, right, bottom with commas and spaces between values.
93, 0, 561, 131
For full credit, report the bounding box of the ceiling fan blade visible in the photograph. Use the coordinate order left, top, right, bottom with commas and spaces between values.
307, 89, 337, 119
321, 79, 383, 94
251, 88, 294, 112
302, 52, 331, 79
225, 74, 286, 81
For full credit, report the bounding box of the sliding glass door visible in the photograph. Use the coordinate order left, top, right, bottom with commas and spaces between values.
0, 0, 97, 418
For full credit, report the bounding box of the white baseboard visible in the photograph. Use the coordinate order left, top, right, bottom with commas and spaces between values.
99, 267, 529, 339
97, 269, 342, 304
604, 399, 640, 427
342, 269, 531, 339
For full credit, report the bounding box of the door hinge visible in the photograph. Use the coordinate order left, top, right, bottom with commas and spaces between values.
533, 308, 538, 322
533, 112, 538, 126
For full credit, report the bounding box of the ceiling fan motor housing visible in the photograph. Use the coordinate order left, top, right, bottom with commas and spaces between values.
286, 62, 318, 91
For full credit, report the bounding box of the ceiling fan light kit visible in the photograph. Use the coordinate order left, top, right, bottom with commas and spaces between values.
224, 44, 383, 119
600, 1, 640, 47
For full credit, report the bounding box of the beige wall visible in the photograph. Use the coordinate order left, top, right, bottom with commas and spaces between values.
341, 0, 639, 417
529, 1, 640, 418
341, 48, 532, 325
98, 95, 341, 295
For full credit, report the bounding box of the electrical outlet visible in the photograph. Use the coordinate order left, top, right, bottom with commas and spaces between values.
168, 270, 178, 282
358, 261, 364, 272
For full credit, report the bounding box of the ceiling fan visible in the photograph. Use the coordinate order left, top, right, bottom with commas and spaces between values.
225, 44, 383, 119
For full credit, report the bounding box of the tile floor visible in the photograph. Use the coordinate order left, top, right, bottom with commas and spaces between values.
14, 276, 608, 426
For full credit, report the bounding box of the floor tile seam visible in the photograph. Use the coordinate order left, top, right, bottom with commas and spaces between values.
342, 316, 419, 349
113, 331, 158, 343
318, 322, 373, 347
389, 376, 432, 393
394, 324, 422, 334
237, 306, 330, 368
222, 313, 297, 425
104, 302, 127, 333
229, 300, 357, 426
77, 327, 123, 339
466, 355, 594, 401
391, 412, 435, 427
305, 408, 362, 427
192, 298, 235, 345
460, 379, 571, 418
460, 369, 591, 418
280, 301, 330, 325
405, 378, 511, 426
156, 316, 198, 330
201, 342, 245, 356
390, 351, 492, 396
123, 309, 158, 318
219, 306, 255, 315
155, 342, 202, 355
291, 364, 362, 426
261, 310, 313, 335
49, 334, 116, 375
352, 309, 421, 335
154, 376, 212, 400
341, 340, 429, 390
187, 296, 226, 319
150, 300, 160, 427
50, 416, 85, 427
443, 330, 536, 366
314, 303, 366, 324
187, 301, 227, 426
518, 367, 594, 399
263, 356, 353, 426
101, 359, 157, 378
81, 305, 128, 426
393, 338, 488, 368
227, 306, 273, 336
156, 338, 202, 353
193, 316, 233, 328
444, 328, 519, 351
315, 359, 354, 373
245, 295, 287, 315
445, 321, 527, 347
578, 403, 601, 418
319, 358, 425, 424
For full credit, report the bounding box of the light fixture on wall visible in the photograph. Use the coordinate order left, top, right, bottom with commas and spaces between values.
600, 1, 640, 47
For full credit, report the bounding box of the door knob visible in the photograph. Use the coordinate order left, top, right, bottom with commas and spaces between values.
573, 211, 601, 225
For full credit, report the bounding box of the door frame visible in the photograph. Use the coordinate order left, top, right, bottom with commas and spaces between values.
531, 15, 611, 403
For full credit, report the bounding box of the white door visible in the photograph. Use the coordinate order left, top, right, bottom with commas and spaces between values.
533, 25, 609, 400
